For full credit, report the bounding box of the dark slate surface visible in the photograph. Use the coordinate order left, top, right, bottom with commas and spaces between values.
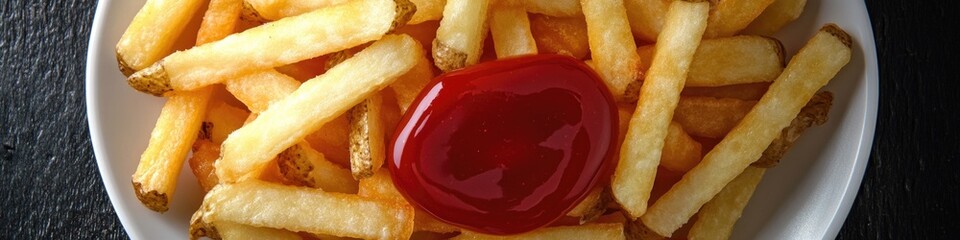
0, 0, 956, 239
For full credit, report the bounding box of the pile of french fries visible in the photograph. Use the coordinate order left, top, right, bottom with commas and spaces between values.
117, 0, 850, 239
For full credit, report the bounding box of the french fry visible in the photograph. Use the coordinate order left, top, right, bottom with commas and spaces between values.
359, 170, 461, 233
217, 34, 422, 183
305, 115, 353, 166
754, 91, 832, 168
277, 143, 358, 193
523, 0, 581, 17
641, 25, 852, 236
638, 36, 785, 87
660, 122, 703, 173
624, 220, 666, 240
581, 0, 641, 103
243, 0, 442, 25
116, 0, 206, 76
199, 180, 415, 239
704, 0, 776, 38
197, 0, 244, 45
390, 53, 435, 113
432, 0, 490, 72
452, 223, 625, 240
624, 0, 670, 42
190, 210, 304, 240
681, 82, 770, 100
349, 93, 387, 179
189, 139, 221, 193
490, 4, 538, 58
224, 70, 301, 113
202, 100, 250, 144
687, 166, 765, 240
529, 14, 590, 59
611, 0, 709, 219
742, 0, 807, 36
127, 0, 416, 96
674, 96, 757, 139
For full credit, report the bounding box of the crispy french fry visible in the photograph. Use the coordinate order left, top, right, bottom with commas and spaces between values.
432, 0, 490, 72
305, 115, 352, 166
453, 223, 625, 240
681, 82, 770, 100
523, 0, 581, 17
198, 0, 244, 45
490, 4, 538, 58
674, 96, 757, 139
359, 170, 461, 233
199, 180, 415, 239
754, 91, 832, 168
704, 0, 776, 38
611, 0, 709, 219
189, 139, 221, 193
128, 0, 415, 96
641, 25, 852, 236
638, 36, 785, 87
277, 143, 358, 193
349, 93, 387, 179
224, 70, 300, 113
116, 0, 206, 76
132, 89, 212, 212
624, 0, 670, 42
742, 0, 807, 36
201, 100, 249, 144
687, 166, 765, 240
190, 210, 304, 240
660, 122, 703, 173
217, 34, 422, 183
582, 0, 641, 103
243, 0, 442, 24
529, 14, 590, 59
390, 53, 435, 113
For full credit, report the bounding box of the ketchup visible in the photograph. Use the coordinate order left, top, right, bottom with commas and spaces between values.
388, 54, 618, 235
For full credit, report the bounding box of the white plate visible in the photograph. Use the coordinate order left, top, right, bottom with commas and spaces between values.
86, 0, 878, 239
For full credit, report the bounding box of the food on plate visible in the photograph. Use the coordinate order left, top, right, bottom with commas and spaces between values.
582, 0, 641, 103
641, 25, 852, 236
390, 54, 618, 234
612, 0, 710, 219
432, 0, 489, 72
115, 0, 854, 237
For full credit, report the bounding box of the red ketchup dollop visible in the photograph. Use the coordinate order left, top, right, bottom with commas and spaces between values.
388, 54, 618, 235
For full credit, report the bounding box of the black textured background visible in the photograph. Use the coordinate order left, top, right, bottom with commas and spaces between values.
0, 0, 957, 239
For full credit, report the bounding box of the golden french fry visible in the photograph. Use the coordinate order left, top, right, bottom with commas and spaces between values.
243, 0, 441, 25
660, 122, 703, 173
217, 34, 422, 183
742, 0, 807, 36
490, 4, 538, 58
624, 0, 670, 42
638, 36, 785, 87
754, 91, 832, 168
432, 0, 490, 72
199, 180, 415, 239
390, 53, 435, 113
687, 166, 765, 240
224, 70, 300, 113
198, 0, 244, 45
612, 0, 709, 219
190, 210, 303, 240
277, 143, 358, 193
529, 14, 590, 59
452, 223, 625, 240
566, 187, 611, 224
116, 0, 206, 76
127, 0, 415, 96
188, 139, 221, 193
202, 100, 250, 144
349, 93, 387, 179
305, 114, 353, 166
681, 82, 770, 100
582, 0, 641, 102
523, 0, 581, 17
704, 0, 776, 38
674, 96, 757, 139
641, 25, 852, 236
